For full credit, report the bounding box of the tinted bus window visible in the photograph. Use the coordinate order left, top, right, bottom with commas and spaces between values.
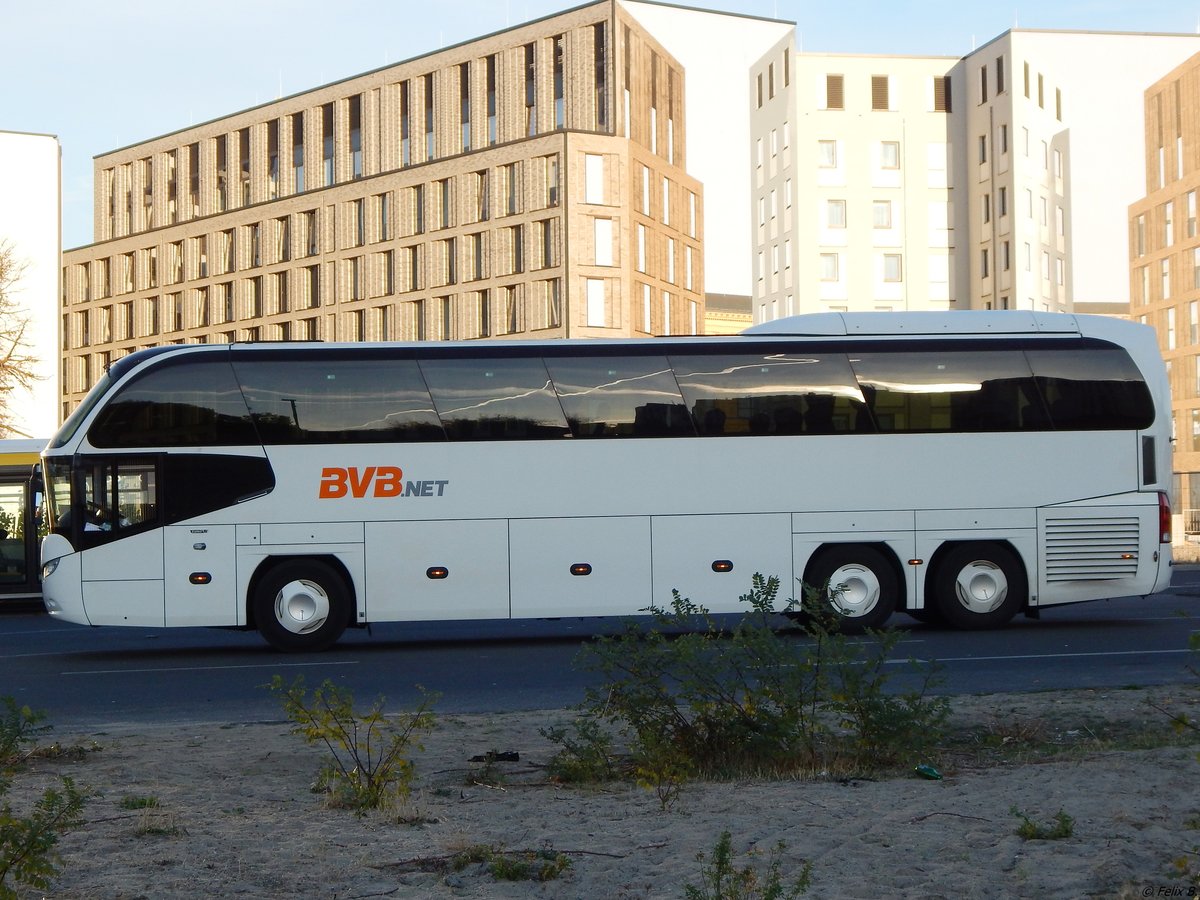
234, 357, 445, 444
419, 358, 570, 440
849, 350, 1045, 433
73, 457, 158, 548
88, 359, 258, 447
671, 354, 871, 435
1026, 347, 1154, 430
546, 356, 692, 437
163, 454, 276, 523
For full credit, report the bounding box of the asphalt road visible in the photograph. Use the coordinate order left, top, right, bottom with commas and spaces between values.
1, 567, 1197, 730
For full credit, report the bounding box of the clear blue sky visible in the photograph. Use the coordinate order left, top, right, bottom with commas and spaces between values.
2, 0, 1196, 250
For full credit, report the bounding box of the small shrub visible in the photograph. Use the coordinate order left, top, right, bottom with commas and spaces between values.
0, 775, 88, 897
1011, 806, 1074, 840
266, 676, 437, 813
541, 717, 621, 783
449, 843, 571, 883
571, 573, 947, 788
685, 830, 811, 899
632, 729, 693, 811
0, 698, 90, 897
118, 795, 159, 811
0, 699, 49, 770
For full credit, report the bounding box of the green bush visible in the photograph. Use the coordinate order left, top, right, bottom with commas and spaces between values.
267, 676, 436, 813
540, 717, 621, 783
1011, 806, 1075, 840
557, 574, 947, 785
0, 699, 49, 771
450, 843, 571, 883
0, 697, 89, 898
685, 830, 811, 900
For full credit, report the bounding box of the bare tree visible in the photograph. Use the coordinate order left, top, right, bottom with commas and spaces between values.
0, 239, 40, 437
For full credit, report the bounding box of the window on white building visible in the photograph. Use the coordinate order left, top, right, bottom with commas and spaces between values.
827, 199, 846, 228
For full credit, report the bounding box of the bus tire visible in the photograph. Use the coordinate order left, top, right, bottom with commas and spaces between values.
804, 545, 898, 633
253, 559, 351, 652
932, 542, 1025, 629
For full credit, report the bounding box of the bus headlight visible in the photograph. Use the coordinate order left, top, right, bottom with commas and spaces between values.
42, 558, 61, 579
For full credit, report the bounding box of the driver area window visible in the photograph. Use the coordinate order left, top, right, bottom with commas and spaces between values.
77, 458, 159, 547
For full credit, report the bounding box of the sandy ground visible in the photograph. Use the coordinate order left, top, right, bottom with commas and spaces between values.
6, 686, 1200, 899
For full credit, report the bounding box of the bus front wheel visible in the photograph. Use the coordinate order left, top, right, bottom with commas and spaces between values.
932, 543, 1025, 629
804, 545, 898, 632
253, 560, 351, 652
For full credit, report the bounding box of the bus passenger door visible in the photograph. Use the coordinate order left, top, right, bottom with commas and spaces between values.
0, 471, 39, 600
77, 458, 165, 627
164, 525, 237, 626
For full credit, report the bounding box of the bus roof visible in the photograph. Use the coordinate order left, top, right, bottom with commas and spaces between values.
96, 312, 1149, 377
0, 438, 47, 466
744, 311, 1087, 337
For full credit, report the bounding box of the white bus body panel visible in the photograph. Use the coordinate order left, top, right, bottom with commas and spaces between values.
1036, 500, 1165, 606
164, 525, 237, 627
650, 514, 792, 612
80, 530, 164, 626
510, 516, 650, 618
364, 519, 507, 621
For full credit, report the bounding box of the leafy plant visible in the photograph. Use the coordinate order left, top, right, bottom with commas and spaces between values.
450, 843, 571, 883
1010, 806, 1074, 840
266, 676, 437, 813
0, 776, 88, 896
562, 574, 947, 789
541, 717, 622, 783
118, 795, 158, 811
0, 699, 49, 770
0, 697, 90, 896
685, 830, 811, 899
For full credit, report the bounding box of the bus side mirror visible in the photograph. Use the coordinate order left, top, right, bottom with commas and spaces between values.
29, 463, 43, 494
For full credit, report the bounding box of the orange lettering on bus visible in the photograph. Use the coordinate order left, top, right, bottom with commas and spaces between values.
374, 466, 403, 497
318, 467, 348, 498
319, 466, 406, 499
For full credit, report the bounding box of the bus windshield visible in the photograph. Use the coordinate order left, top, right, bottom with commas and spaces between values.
49, 370, 115, 450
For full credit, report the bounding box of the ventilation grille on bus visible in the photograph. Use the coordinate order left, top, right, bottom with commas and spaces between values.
1043, 517, 1140, 582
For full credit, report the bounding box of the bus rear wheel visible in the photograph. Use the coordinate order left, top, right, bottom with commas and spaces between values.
804, 545, 898, 633
932, 543, 1025, 629
253, 560, 350, 652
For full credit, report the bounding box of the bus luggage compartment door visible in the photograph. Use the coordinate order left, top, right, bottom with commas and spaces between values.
164, 525, 237, 626
509, 516, 651, 619
364, 519, 509, 621
651, 514, 792, 614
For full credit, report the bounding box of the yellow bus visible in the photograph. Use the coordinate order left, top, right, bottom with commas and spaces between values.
0, 438, 45, 602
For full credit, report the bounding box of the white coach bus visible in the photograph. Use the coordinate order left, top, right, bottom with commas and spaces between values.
39, 312, 1172, 651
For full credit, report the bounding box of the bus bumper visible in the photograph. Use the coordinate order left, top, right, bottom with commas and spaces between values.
40, 536, 89, 626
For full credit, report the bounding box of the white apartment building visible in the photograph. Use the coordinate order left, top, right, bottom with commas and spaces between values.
751, 29, 1200, 321
750, 41, 962, 320
0, 130, 60, 437
621, 2, 792, 299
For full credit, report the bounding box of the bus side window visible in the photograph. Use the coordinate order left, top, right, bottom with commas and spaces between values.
545, 356, 691, 438
75, 458, 159, 547
1026, 347, 1154, 430
234, 356, 445, 444
88, 359, 257, 448
850, 350, 1045, 433
420, 358, 571, 441
670, 353, 870, 436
